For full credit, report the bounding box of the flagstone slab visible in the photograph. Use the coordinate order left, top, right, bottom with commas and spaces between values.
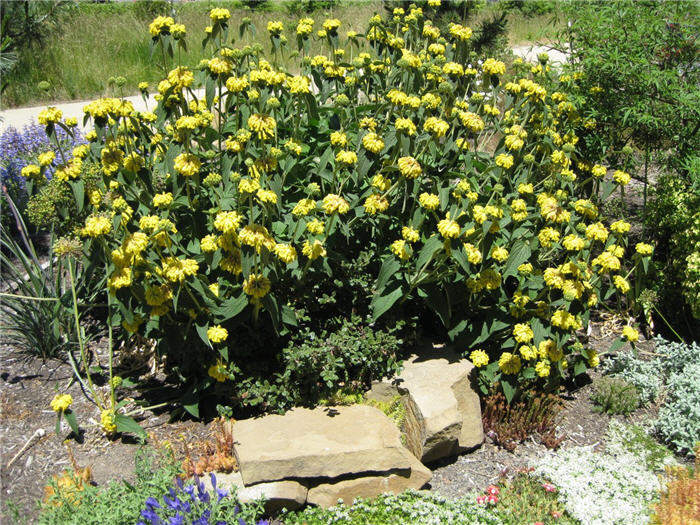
233, 405, 411, 485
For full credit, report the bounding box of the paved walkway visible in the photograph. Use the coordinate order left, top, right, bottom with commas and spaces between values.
0, 89, 205, 134
512, 44, 569, 66
1, 46, 567, 133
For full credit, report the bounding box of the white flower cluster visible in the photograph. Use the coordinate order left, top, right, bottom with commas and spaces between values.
533, 423, 663, 525
283, 490, 504, 525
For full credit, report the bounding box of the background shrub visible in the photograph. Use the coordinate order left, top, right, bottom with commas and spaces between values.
225, 316, 407, 415
0, 122, 84, 235
550, 0, 700, 337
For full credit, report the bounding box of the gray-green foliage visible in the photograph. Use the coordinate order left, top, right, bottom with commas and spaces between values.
606, 337, 700, 455
656, 337, 700, 375
282, 490, 504, 525
605, 337, 700, 406
656, 362, 700, 456
590, 376, 639, 415
604, 350, 663, 405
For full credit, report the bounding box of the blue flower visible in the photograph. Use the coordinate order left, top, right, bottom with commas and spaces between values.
145, 497, 162, 509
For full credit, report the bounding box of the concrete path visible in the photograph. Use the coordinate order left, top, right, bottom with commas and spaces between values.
1, 45, 568, 134
512, 44, 569, 66
0, 89, 205, 134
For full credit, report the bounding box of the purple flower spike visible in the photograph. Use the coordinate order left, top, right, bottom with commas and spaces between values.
145, 497, 162, 509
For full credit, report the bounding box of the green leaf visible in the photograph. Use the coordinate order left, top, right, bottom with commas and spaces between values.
608, 338, 625, 353
64, 410, 80, 436
196, 323, 210, 346
601, 180, 616, 201
262, 294, 281, 334
205, 75, 215, 108
502, 377, 517, 404
574, 359, 587, 376
531, 318, 546, 345
416, 235, 443, 270
114, 413, 146, 440
521, 367, 536, 380
424, 285, 451, 327
281, 304, 297, 327
71, 180, 85, 213
372, 282, 405, 321
305, 92, 319, 121
376, 257, 400, 292
503, 240, 531, 278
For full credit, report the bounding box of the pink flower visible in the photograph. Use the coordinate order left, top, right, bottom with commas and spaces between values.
552, 511, 562, 518
535, 522, 544, 525
487, 494, 499, 504
476, 495, 486, 504
543, 482, 557, 492
487, 484, 500, 496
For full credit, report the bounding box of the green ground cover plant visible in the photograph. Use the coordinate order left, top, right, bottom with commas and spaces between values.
604, 337, 700, 456
282, 489, 505, 524
656, 362, 700, 456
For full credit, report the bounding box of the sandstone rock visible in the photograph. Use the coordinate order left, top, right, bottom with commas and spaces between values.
233, 405, 412, 485
205, 471, 308, 513
399, 346, 483, 462
371, 344, 483, 463
306, 448, 431, 508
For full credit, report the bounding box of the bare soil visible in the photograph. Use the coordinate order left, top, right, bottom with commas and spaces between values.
0, 330, 667, 523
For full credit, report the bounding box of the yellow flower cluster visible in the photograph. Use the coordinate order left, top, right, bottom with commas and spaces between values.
50, 394, 73, 412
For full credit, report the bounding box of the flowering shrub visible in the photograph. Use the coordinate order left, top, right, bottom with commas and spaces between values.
31, 4, 649, 412
0, 121, 83, 231
137, 473, 266, 525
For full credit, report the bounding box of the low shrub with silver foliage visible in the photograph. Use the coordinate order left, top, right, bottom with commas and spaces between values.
604, 349, 663, 405
605, 337, 700, 406
533, 422, 662, 525
656, 361, 700, 456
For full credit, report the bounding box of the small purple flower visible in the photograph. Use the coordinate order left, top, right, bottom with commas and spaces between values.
168, 513, 184, 525
145, 497, 162, 509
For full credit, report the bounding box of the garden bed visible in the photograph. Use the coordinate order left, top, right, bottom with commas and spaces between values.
0, 329, 682, 524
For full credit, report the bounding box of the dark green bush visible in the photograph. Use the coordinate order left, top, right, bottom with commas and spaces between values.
646, 166, 700, 332
228, 315, 407, 414
555, 0, 700, 168
591, 376, 640, 416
